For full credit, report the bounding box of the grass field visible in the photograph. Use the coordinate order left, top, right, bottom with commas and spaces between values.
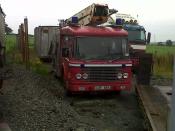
146, 45, 175, 55
6, 34, 34, 53
146, 44, 174, 78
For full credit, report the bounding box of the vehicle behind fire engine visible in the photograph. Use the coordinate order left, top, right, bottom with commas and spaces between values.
108, 13, 152, 85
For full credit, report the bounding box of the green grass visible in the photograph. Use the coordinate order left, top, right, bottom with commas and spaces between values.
5, 34, 17, 52
29, 49, 50, 75
146, 45, 175, 55
146, 45, 174, 78
5, 34, 49, 75
5, 34, 34, 53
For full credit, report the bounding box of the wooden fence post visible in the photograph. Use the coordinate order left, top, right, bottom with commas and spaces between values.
24, 18, 30, 70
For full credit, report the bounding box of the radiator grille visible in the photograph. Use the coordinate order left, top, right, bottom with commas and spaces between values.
82, 67, 121, 82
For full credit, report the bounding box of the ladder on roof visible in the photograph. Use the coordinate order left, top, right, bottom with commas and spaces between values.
66, 3, 117, 26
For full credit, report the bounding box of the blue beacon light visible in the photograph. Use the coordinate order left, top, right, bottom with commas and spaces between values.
71, 17, 78, 24
115, 18, 123, 26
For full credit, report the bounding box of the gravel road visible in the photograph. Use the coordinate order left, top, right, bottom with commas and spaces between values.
0, 65, 156, 131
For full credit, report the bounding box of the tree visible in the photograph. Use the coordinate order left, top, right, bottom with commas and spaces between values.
166, 40, 173, 46
5, 23, 13, 34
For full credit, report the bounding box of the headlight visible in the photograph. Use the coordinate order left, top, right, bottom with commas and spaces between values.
82, 73, 88, 79
76, 73, 82, 79
117, 73, 123, 79
123, 73, 128, 79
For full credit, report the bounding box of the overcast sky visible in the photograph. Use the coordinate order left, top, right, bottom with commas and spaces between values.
1, 0, 175, 42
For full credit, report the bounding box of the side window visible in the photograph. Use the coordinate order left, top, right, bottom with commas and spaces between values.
62, 36, 69, 57
122, 39, 129, 56
62, 36, 75, 58
140, 31, 146, 41
62, 36, 68, 48
70, 37, 76, 57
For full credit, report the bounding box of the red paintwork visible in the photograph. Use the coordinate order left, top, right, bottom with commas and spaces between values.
129, 42, 146, 68
131, 58, 139, 67
58, 25, 132, 93
69, 82, 131, 92
61, 26, 128, 37
67, 60, 132, 92
69, 59, 132, 65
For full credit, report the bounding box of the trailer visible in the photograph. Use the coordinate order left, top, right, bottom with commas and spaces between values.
34, 26, 59, 62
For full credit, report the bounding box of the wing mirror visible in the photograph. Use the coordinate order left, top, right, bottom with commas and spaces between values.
147, 32, 151, 44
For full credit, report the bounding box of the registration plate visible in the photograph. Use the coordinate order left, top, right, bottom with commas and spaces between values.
95, 86, 111, 90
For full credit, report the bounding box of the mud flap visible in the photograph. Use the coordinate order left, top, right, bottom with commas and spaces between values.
136, 53, 153, 85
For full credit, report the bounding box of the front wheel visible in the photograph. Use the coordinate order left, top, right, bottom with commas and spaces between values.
115, 90, 121, 95
66, 90, 73, 96
64, 80, 73, 96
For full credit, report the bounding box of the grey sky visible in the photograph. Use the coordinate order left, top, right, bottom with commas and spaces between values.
1, 0, 175, 42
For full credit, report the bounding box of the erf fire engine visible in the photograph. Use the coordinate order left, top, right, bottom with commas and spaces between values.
35, 4, 133, 93
108, 13, 152, 85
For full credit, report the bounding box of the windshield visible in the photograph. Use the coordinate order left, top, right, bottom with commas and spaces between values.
128, 30, 146, 42
75, 37, 129, 60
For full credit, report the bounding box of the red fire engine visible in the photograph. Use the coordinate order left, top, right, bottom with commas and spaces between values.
51, 4, 133, 93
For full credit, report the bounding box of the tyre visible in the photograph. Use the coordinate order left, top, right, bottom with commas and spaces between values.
66, 90, 73, 97
115, 90, 121, 95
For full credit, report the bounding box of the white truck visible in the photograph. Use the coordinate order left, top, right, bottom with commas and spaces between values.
108, 13, 152, 85
109, 13, 137, 24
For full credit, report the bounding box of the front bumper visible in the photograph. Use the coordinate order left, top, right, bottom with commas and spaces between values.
67, 81, 131, 92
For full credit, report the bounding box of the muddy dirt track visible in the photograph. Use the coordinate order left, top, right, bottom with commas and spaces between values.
0, 65, 152, 131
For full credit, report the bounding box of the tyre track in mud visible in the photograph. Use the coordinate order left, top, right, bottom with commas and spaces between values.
64, 90, 145, 131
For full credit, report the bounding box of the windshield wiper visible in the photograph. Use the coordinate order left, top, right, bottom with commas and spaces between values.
110, 56, 121, 62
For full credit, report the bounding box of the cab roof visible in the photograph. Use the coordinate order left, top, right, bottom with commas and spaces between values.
123, 24, 145, 31
61, 26, 128, 37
